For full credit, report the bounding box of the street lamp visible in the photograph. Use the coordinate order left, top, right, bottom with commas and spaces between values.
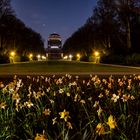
69, 54, 73, 61
37, 54, 41, 61
63, 55, 68, 60
10, 51, 15, 57
94, 51, 99, 57
94, 51, 100, 63
10, 51, 16, 63
29, 53, 33, 61
76, 53, 81, 61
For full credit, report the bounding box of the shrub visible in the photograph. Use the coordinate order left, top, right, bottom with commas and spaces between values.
80, 55, 89, 62
101, 54, 124, 65
0, 55, 10, 64
20, 55, 29, 62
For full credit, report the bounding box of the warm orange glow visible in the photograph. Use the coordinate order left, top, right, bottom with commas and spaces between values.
77, 53, 80, 58
76, 53, 81, 60
10, 51, 15, 57
94, 51, 99, 57
29, 54, 33, 58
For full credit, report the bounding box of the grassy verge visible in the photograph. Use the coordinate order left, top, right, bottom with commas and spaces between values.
0, 60, 139, 75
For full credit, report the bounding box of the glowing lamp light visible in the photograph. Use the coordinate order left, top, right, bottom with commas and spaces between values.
63, 55, 68, 60
29, 54, 33, 58
77, 53, 80, 58
76, 53, 81, 60
10, 51, 15, 57
94, 51, 100, 63
42, 55, 46, 60
94, 51, 99, 57
10, 51, 16, 63
69, 54, 73, 59
37, 54, 41, 59
29, 53, 33, 61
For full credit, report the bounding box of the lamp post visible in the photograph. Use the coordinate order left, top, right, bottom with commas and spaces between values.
76, 53, 81, 61
10, 51, 16, 63
94, 51, 100, 63
69, 54, 73, 61
29, 53, 33, 61
37, 54, 41, 61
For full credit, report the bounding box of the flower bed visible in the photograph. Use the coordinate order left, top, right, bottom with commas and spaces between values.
0, 74, 140, 140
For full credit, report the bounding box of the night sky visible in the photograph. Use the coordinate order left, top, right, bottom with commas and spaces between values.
11, 0, 97, 47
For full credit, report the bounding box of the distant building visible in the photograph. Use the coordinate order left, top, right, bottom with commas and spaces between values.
46, 33, 63, 59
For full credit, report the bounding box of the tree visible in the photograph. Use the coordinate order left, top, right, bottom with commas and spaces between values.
0, 0, 14, 54
0, 0, 45, 57
113, 0, 140, 49
0, 0, 13, 18
63, 20, 95, 56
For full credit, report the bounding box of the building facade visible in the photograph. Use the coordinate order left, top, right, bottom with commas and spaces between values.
46, 33, 63, 59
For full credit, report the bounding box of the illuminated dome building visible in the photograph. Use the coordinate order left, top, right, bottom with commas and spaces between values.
46, 33, 63, 59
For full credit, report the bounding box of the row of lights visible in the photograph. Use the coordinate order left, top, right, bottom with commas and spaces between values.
63, 53, 81, 60
10, 51, 46, 63
63, 51, 100, 61
10, 51, 100, 63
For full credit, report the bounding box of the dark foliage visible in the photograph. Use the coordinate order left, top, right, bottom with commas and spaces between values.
0, 0, 45, 59
0, 54, 10, 63
63, 0, 140, 65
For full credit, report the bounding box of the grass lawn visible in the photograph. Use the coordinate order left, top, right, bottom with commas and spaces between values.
0, 60, 140, 75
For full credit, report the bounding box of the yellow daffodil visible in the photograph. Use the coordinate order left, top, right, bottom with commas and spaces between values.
107, 115, 117, 129
24, 100, 34, 108
111, 94, 119, 103
97, 106, 103, 117
0, 101, 7, 109
52, 117, 57, 125
80, 99, 86, 104
59, 109, 70, 122
95, 123, 105, 135
121, 94, 130, 102
43, 108, 51, 116
93, 101, 99, 108
66, 122, 73, 129
34, 133, 46, 140
12, 93, 20, 103
0, 82, 4, 88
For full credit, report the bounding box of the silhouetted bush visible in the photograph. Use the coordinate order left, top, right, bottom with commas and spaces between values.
101, 53, 140, 66
101, 54, 124, 65
125, 53, 140, 66
20, 56, 29, 62
80, 55, 89, 62
0, 55, 10, 64
33, 56, 37, 61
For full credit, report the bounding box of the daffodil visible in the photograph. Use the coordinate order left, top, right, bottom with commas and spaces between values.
93, 101, 99, 108
66, 122, 73, 129
12, 93, 20, 103
52, 117, 57, 125
95, 123, 105, 135
59, 88, 64, 94
121, 94, 130, 102
107, 115, 117, 129
24, 100, 34, 108
0, 102, 7, 109
97, 106, 103, 117
59, 109, 70, 122
34, 133, 46, 140
80, 99, 86, 104
0, 82, 4, 88
43, 108, 51, 116
111, 94, 119, 103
